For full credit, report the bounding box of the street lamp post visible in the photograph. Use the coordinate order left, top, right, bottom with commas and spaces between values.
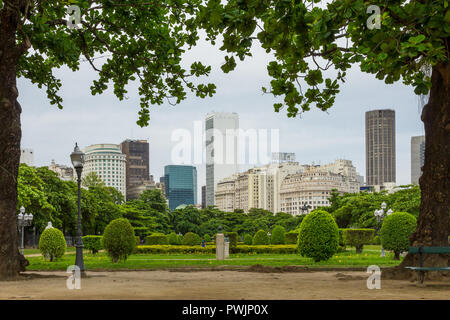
17, 206, 33, 255
374, 202, 393, 257
71, 143, 86, 274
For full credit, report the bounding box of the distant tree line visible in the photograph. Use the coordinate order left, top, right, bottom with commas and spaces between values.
17, 164, 421, 239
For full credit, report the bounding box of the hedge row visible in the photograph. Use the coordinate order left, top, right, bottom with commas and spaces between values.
134, 244, 298, 255
135, 245, 215, 254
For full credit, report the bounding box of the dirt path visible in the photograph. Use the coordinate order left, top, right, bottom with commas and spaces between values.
1, 270, 449, 300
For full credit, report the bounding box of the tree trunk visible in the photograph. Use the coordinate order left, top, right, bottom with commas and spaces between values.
384, 62, 450, 280
0, 3, 29, 280
394, 251, 400, 260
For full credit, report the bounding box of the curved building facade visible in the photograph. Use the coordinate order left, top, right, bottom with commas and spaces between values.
82, 144, 127, 196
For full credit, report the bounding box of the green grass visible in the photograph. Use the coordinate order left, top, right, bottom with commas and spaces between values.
23, 247, 76, 255
26, 246, 402, 271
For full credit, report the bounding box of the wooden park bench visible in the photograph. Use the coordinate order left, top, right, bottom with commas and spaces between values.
405, 246, 450, 284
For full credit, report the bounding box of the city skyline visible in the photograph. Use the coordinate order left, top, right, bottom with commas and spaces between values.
18, 40, 425, 202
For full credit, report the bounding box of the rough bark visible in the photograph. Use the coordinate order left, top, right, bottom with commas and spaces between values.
0, 2, 30, 280
384, 62, 450, 280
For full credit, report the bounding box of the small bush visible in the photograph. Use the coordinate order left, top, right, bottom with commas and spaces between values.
102, 218, 136, 263
82, 235, 103, 254
297, 210, 339, 262
145, 233, 169, 245
285, 231, 299, 244
224, 232, 238, 247
243, 234, 253, 245
381, 212, 417, 260
177, 234, 184, 244
182, 232, 202, 246
270, 225, 286, 244
203, 234, 211, 242
39, 228, 67, 261
252, 230, 269, 245
168, 232, 181, 245
342, 228, 374, 254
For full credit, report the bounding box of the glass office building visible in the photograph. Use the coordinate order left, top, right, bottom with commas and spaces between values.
164, 165, 197, 210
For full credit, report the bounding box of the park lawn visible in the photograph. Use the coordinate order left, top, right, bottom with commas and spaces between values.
26, 247, 402, 271
23, 247, 76, 255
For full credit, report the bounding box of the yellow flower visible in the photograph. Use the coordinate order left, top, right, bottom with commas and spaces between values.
335, 256, 338, 258
209, 261, 212, 264
339, 260, 342, 263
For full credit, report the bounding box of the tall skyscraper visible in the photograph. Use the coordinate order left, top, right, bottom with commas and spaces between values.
205, 112, 239, 206
365, 109, 396, 186
164, 165, 197, 210
82, 144, 127, 196
201, 185, 206, 209
120, 139, 151, 199
411, 135, 425, 184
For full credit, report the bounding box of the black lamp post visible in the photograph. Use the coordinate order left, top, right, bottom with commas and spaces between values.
70, 143, 86, 274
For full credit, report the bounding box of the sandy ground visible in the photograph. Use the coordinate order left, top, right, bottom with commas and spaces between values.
1, 270, 449, 300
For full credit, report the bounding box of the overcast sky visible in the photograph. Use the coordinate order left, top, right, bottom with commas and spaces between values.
18, 36, 425, 202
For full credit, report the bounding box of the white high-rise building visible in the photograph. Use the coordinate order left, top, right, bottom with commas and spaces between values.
205, 112, 239, 206
20, 148, 34, 166
82, 144, 127, 197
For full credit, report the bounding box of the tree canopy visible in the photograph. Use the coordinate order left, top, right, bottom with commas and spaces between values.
197, 0, 448, 115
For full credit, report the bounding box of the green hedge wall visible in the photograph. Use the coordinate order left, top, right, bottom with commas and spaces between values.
145, 233, 169, 245
82, 235, 103, 254
342, 228, 374, 253
285, 231, 299, 244
134, 244, 298, 255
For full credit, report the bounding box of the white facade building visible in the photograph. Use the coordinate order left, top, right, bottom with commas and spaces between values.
215, 159, 360, 215
48, 160, 74, 181
82, 144, 127, 196
205, 112, 239, 206
20, 148, 34, 166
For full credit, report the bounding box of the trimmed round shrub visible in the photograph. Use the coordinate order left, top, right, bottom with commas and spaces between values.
270, 225, 286, 244
82, 235, 103, 254
381, 212, 417, 260
177, 234, 184, 244
203, 234, 211, 242
182, 232, 202, 246
243, 234, 253, 245
102, 218, 136, 263
342, 228, 374, 254
297, 210, 339, 262
145, 233, 169, 245
39, 228, 67, 261
285, 231, 299, 244
252, 230, 269, 245
224, 232, 238, 247
168, 232, 181, 245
